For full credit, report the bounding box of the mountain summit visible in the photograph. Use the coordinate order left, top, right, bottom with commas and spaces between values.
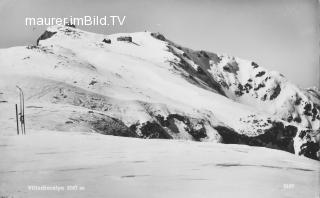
0, 25, 319, 159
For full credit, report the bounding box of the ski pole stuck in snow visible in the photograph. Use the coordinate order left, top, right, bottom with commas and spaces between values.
16, 86, 26, 135
15, 104, 19, 135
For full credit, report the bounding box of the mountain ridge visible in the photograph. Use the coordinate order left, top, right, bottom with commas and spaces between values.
0, 25, 319, 160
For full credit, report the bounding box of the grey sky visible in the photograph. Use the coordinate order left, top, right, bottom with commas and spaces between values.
0, 0, 319, 88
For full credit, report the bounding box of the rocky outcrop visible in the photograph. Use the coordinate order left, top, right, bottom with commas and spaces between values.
151, 32, 166, 41
90, 116, 137, 137
117, 36, 132, 42
102, 38, 111, 44
167, 45, 226, 96
215, 121, 312, 156
37, 31, 57, 45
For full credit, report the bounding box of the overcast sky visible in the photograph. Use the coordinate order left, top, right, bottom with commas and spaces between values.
0, 0, 318, 87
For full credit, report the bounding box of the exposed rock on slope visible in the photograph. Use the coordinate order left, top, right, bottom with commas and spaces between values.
36, 30, 57, 45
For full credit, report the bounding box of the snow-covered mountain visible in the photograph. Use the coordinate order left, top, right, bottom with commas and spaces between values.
0, 25, 319, 159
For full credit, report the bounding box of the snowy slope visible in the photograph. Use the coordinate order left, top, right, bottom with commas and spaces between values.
0, 131, 319, 198
0, 25, 319, 159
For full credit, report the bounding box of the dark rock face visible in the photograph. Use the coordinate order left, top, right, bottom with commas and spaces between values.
235, 82, 255, 96
167, 45, 226, 96
269, 84, 281, 100
223, 61, 239, 74
251, 61, 259, 68
102, 38, 111, 44
117, 36, 132, 42
302, 102, 320, 122
140, 121, 172, 139
213, 126, 242, 144
88, 112, 212, 141
297, 130, 320, 160
294, 95, 302, 105
302, 103, 320, 121
214, 121, 299, 154
262, 122, 297, 152
151, 32, 166, 41
90, 117, 137, 137
37, 31, 57, 45
229, 72, 281, 101
304, 103, 312, 116
293, 116, 302, 123
255, 71, 266, 77
299, 141, 320, 160
89, 80, 98, 85
155, 114, 207, 141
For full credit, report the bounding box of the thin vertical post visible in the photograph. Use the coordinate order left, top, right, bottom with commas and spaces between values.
16, 86, 25, 135
21, 91, 25, 135
15, 104, 19, 135
19, 92, 23, 135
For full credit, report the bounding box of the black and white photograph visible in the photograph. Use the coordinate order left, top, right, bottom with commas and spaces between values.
0, 0, 319, 197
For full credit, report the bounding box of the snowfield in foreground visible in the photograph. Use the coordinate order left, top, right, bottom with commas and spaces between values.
0, 131, 319, 198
